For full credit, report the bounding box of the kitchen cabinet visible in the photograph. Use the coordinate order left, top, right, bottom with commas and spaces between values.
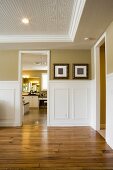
29, 96, 39, 108
39, 98, 47, 108
23, 96, 39, 108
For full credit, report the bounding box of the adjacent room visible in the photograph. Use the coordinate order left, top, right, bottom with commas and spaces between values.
22, 51, 48, 126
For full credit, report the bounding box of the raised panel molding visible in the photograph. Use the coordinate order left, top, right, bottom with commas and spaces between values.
0, 81, 21, 126
54, 88, 69, 120
0, 89, 15, 120
73, 88, 88, 120
48, 80, 91, 126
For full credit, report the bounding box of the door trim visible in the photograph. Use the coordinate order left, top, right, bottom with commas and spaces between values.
94, 33, 107, 130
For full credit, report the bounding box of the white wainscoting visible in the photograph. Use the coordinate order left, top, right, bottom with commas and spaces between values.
106, 73, 113, 149
48, 80, 91, 126
0, 81, 21, 126
90, 79, 96, 129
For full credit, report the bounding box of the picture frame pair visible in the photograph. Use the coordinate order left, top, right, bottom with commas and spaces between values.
54, 64, 88, 79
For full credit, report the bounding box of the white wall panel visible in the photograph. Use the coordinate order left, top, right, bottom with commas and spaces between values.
54, 88, 69, 119
0, 89, 15, 120
0, 81, 21, 126
90, 80, 96, 129
73, 88, 88, 120
48, 80, 91, 126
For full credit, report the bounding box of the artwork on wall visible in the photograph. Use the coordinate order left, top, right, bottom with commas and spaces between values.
73, 64, 88, 79
54, 64, 69, 79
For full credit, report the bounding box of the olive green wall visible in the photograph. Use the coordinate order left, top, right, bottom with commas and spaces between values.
106, 21, 113, 74
0, 50, 18, 81
50, 50, 91, 80
100, 45, 106, 127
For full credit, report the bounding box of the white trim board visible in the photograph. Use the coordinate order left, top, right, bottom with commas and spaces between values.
0, 35, 71, 43
92, 32, 107, 130
69, 0, 86, 41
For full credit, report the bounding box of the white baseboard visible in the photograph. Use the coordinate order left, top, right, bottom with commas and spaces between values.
48, 121, 90, 127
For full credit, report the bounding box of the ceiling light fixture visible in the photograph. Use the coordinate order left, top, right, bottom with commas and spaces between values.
22, 75, 29, 78
22, 18, 29, 24
84, 37, 89, 41
84, 37, 95, 41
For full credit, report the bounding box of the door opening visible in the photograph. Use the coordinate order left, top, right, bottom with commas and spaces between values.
99, 43, 106, 138
19, 50, 50, 126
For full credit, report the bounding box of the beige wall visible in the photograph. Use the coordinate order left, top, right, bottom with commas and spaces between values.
0, 50, 18, 81
106, 21, 113, 74
0, 50, 91, 81
100, 45, 106, 127
91, 47, 95, 80
50, 50, 91, 80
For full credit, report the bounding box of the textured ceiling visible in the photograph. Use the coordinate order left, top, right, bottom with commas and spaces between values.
0, 0, 74, 35
0, 0, 113, 49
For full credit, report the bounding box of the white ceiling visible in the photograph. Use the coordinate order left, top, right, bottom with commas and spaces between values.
0, 0, 83, 42
22, 53, 47, 70
0, 0, 113, 49
0, 0, 74, 35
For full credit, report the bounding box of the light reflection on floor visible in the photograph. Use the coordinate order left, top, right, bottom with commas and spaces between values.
23, 108, 47, 126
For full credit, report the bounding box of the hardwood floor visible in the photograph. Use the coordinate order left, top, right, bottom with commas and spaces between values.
0, 109, 113, 169
98, 129, 106, 139
23, 108, 47, 126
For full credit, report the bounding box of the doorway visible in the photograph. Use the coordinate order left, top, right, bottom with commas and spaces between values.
99, 43, 106, 138
18, 50, 50, 126
94, 33, 107, 139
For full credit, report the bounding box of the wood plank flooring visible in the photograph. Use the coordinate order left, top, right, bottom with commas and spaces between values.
23, 108, 47, 126
0, 109, 113, 170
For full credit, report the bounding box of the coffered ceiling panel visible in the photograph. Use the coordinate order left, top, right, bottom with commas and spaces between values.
0, 0, 74, 35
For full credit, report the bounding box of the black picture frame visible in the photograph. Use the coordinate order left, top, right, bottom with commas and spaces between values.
54, 64, 69, 79
73, 64, 88, 79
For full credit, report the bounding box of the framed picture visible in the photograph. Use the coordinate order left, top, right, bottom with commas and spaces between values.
54, 64, 69, 79
73, 64, 88, 79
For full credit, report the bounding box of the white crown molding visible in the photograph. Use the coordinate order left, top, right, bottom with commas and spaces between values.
0, 35, 71, 43
69, 0, 86, 42
0, 0, 86, 43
